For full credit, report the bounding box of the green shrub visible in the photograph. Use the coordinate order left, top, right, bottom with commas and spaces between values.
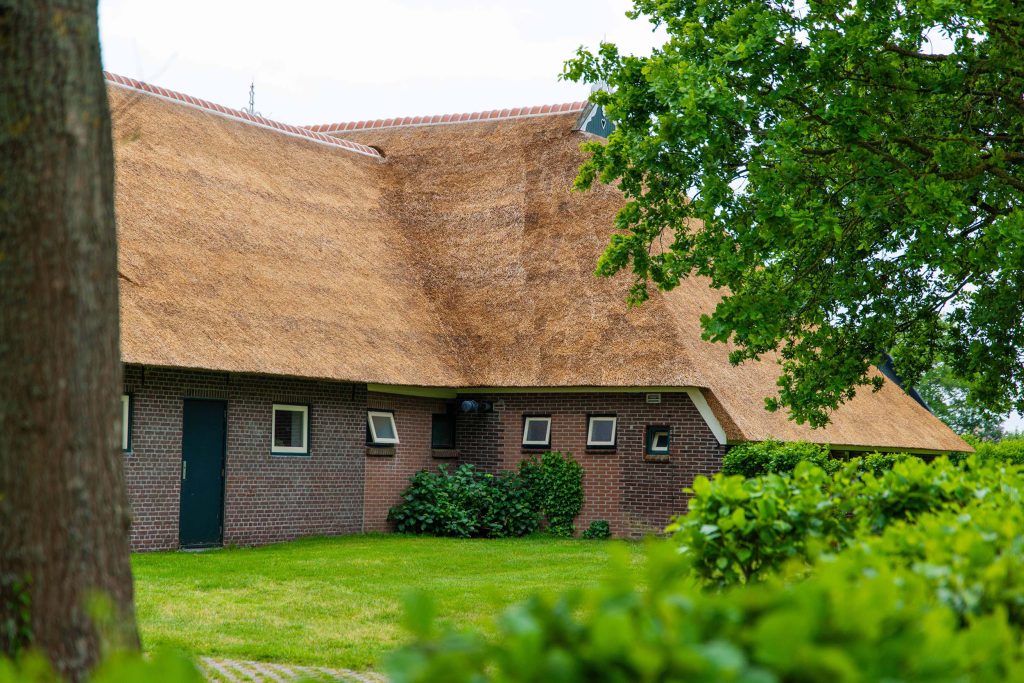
0, 650, 203, 683
670, 462, 848, 587
581, 520, 610, 540
389, 452, 586, 539
674, 455, 1024, 587
721, 439, 839, 477
386, 540, 1024, 683
386, 457, 1024, 682
967, 433, 1024, 466
855, 451, 906, 476
388, 464, 539, 538
477, 471, 539, 538
518, 452, 584, 537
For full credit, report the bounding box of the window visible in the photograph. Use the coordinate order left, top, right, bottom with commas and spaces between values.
431, 413, 456, 449
522, 416, 551, 448
272, 404, 309, 455
587, 415, 617, 448
367, 410, 399, 445
646, 425, 671, 456
121, 394, 132, 452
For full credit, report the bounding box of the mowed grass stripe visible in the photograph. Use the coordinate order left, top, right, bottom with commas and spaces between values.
133, 534, 644, 671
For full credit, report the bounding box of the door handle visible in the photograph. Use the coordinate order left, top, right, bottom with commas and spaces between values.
182, 460, 187, 481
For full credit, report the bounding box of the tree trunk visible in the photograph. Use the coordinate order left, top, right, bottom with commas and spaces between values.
0, 1, 140, 679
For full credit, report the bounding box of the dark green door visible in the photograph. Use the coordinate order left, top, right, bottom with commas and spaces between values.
179, 399, 226, 548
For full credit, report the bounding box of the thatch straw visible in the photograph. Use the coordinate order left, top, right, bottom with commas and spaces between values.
112, 84, 968, 452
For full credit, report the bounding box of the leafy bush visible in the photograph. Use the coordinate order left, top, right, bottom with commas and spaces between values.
386, 457, 1024, 682
477, 471, 539, 538
669, 463, 847, 587
518, 452, 584, 537
386, 541, 1024, 683
390, 452, 586, 539
581, 520, 610, 540
0, 650, 202, 683
855, 451, 906, 476
675, 455, 1023, 587
720, 439, 839, 477
388, 464, 539, 538
967, 433, 1024, 466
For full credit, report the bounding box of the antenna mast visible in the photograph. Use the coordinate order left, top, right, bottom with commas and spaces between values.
242, 81, 261, 116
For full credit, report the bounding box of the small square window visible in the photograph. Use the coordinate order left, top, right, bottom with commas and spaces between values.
121, 394, 132, 452
431, 413, 456, 449
273, 404, 309, 455
522, 416, 551, 448
587, 415, 617, 448
367, 410, 399, 445
646, 425, 671, 455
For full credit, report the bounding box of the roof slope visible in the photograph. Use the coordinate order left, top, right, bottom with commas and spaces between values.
111, 79, 968, 452
112, 85, 457, 386
338, 114, 967, 452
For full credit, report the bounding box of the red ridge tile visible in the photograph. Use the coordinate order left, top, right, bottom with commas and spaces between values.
103, 71, 381, 159
302, 99, 589, 133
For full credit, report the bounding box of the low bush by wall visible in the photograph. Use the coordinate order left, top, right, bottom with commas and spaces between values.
388, 452, 585, 538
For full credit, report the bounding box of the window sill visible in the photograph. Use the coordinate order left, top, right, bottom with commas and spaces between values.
431, 448, 458, 459
271, 452, 310, 458
644, 453, 671, 463
366, 446, 396, 457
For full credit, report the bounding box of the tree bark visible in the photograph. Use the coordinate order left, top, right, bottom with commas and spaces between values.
0, 1, 140, 679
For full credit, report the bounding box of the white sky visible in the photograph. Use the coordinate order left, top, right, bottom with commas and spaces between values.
98, 1, 1023, 433
98, 0, 663, 126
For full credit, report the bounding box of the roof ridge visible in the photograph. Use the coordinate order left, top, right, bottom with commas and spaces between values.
303, 101, 591, 134
103, 72, 382, 159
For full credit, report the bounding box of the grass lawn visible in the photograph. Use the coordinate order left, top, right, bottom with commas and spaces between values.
132, 534, 644, 671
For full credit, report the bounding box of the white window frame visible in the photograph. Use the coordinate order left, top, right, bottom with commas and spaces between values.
648, 427, 670, 455
272, 404, 309, 455
367, 410, 400, 445
121, 394, 131, 452
522, 416, 552, 447
587, 416, 618, 448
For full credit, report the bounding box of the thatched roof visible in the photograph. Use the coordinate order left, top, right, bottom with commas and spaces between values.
111, 76, 968, 453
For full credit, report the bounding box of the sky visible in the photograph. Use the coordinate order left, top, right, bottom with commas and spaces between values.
98, 0, 663, 126
98, 1, 1022, 433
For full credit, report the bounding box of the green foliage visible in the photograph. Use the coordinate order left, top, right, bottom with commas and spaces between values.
581, 520, 611, 540
918, 362, 1008, 439
387, 540, 1024, 682
0, 574, 32, 658
856, 451, 907, 476
563, 0, 1024, 427
518, 452, 585, 537
670, 463, 845, 586
676, 455, 1021, 587
390, 453, 585, 538
388, 465, 539, 538
0, 651, 202, 683
386, 458, 1024, 682
967, 432, 1024, 466
721, 439, 839, 477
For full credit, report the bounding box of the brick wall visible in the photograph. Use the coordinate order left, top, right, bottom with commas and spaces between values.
457, 392, 725, 537
124, 369, 725, 549
363, 392, 453, 531
123, 365, 365, 551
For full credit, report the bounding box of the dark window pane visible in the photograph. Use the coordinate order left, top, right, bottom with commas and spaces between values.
274, 408, 305, 448
590, 418, 615, 444
646, 426, 670, 454
525, 418, 549, 444
371, 413, 396, 441
431, 413, 456, 448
